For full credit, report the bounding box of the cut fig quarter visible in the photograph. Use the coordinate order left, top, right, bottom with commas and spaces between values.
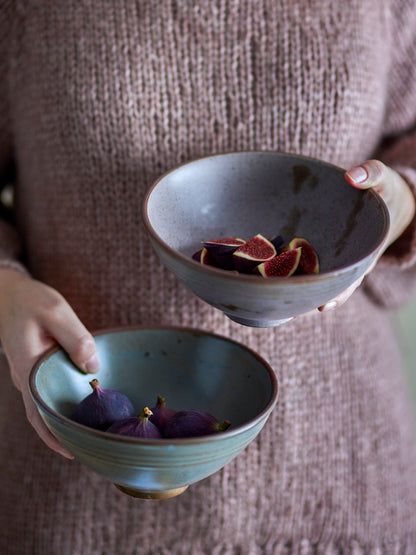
287, 237, 319, 274
253, 247, 302, 277
191, 247, 217, 267
269, 235, 284, 251
191, 232, 320, 276
202, 237, 246, 270
233, 234, 277, 273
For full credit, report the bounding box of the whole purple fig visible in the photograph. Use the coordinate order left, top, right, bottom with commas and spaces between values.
106, 407, 162, 438
163, 409, 231, 438
72, 379, 136, 431
149, 396, 177, 432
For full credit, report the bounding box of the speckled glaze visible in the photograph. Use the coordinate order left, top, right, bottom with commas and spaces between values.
29, 327, 278, 499
143, 151, 390, 326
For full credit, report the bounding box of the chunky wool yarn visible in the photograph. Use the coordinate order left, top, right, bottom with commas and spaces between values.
0, 1, 416, 553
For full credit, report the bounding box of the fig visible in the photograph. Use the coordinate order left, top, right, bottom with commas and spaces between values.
149, 395, 177, 431
269, 234, 285, 251
72, 379, 136, 431
287, 237, 319, 274
106, 407, 162, 438
233, 234, 277, 273
253, 247, 302, 277
192, 247, 217, 266
163, 409, 231, 438
203, 237, 246, 270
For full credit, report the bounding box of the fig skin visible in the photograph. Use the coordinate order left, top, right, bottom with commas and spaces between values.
253, 247, 302, 277
288, 237, 320, 274
269, 234, 285, 251
203, 237, 246, 270
106, 407, 162, 438
72, 379, 136, 431
163, 409, 231, 438
233, 234, 277, 273
149, 395, 177, 432
192, 247, 217, 266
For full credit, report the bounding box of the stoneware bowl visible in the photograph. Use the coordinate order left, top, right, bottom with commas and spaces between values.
29, 326, 278, 499
143, 151, 390, 327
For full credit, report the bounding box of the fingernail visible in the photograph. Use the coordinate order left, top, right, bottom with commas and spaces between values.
346, 166, 368, 184
319, 300, 337, 312
85, 354, 99, 373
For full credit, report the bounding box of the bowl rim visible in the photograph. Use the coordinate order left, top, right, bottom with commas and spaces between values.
29, 325, 279, 446
142, 150, 390, 282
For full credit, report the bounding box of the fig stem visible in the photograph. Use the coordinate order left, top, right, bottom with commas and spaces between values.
217, 420, 231, 432
89, 379, 101, 391
140, 407, 153, 420
157, 395, 166, 407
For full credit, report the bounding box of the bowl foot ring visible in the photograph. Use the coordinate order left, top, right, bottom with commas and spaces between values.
114, 483, 189, 499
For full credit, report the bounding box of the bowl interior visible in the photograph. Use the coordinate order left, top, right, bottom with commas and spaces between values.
32, 328, 277, 432
145, 152, 389, 273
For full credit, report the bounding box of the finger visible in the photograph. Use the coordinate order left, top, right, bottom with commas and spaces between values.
5, 323, 75, 457
22, 386, 74, 459
318, 278, 363, 312
40, 301, 99, 374
345, 160, 415, 247
345, 159, 389, 193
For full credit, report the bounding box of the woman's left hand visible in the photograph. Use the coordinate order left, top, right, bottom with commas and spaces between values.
318, 159, 416, 312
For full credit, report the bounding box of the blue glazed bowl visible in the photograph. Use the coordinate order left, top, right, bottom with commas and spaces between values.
29, 327, 278, 499
143, 151, 390, 327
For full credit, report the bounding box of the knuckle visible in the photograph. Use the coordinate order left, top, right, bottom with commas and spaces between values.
41, 291, 67, 321
366, 159, 385, 182
72, 334, 95, 361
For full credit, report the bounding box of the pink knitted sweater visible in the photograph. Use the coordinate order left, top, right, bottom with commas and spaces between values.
1, 1, 416, 553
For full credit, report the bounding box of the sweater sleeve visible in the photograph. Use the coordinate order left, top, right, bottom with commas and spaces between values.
361, 0, 416, 309
0, 1, 27, 275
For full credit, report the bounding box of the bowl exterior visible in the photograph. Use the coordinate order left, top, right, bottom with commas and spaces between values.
148, 236, 380, 327
37, 403, 274, 495
143, 151, 389, 327
30, 327, 279, 497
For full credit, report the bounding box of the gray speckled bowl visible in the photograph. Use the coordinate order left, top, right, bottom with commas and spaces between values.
29, 327, 278, 499
143, 151, 389, 327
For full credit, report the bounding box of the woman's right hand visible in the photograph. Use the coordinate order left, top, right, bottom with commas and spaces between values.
0, 268, 99, 458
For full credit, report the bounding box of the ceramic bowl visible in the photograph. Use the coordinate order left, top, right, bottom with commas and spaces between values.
143, 151, 389, 327
29, 326, 278, 499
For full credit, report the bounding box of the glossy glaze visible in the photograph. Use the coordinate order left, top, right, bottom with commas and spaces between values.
29, 327, 278, 498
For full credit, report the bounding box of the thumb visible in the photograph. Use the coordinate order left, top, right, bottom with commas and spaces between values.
344, 159, 394, 198
41, 306, 99, 374
345, 159, 415, 247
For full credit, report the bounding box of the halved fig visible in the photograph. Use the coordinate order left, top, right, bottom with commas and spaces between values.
203, 237, 246, 270
253, 247, 302, 277
192, 247, 217, 266
233, 234, 277, 273
287, 237, 319, 274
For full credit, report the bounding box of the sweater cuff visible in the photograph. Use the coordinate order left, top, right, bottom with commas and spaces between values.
378, 166, 416, 270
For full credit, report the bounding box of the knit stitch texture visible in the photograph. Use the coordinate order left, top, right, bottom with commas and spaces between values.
0, 1, 416, 553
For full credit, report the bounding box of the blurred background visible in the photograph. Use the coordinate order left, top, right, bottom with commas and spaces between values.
393, 293, 416, 421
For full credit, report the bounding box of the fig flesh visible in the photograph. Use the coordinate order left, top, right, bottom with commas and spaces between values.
203, 237, 246, 270
149, 395, 177, 432
192, 247, 217, 266
106, 407, 162, 438
233, 234, 277, 273
254, 247, 302, 277
72, 379, 136, 431
163, 409, 231, 438
287, 237, 319, 274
